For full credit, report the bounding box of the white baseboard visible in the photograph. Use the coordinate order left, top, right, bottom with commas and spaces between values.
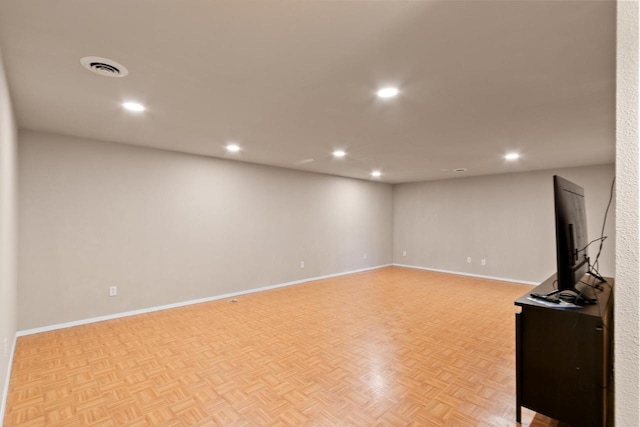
393, 263, 538, 286
17, 264, 393, 337
0, 334, 17, 427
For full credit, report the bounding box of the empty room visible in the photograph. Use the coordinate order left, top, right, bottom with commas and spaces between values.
0, 1, 638, 426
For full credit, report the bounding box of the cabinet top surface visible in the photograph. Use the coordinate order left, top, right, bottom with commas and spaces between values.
515, 274, 613, 318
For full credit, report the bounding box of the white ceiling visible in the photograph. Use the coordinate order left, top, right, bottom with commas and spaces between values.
0, 1, 615, 183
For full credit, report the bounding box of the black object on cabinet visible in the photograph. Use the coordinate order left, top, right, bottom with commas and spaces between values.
515, 274, 613, 427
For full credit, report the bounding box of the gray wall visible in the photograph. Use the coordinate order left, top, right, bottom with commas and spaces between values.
18, 130, 617, 331
393, 165, 615, 283
18, 131, 393, 330
0, 48, 17, 418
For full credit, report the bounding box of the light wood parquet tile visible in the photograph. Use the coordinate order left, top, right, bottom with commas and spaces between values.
5, 267, 567, 426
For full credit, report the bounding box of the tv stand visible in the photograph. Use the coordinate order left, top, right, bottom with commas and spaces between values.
515, 274, 613, 426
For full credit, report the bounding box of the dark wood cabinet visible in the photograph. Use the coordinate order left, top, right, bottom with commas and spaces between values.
515, 274, 613, 426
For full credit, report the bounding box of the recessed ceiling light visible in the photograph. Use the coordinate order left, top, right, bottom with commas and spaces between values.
226, 143, 241, 153
122, 101, 145, 112
505, 153, 520, 161
376, 87, 399, 99
371, 170, 382, 178
333, 150, 346, 158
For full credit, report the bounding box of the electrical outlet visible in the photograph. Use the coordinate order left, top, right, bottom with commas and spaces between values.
363, 253, 367, 259
300, 261, 304, 269
109, 286, 117, 297
403, 250, 407, 257
481, 259, 486, 266
467, 257, 472, 263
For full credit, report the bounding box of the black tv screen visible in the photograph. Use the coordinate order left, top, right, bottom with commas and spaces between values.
554, 175, 590, 291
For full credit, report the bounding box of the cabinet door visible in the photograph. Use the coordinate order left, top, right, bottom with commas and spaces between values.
519, 306, 606, 427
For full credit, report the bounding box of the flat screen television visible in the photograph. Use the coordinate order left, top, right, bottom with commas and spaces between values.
554, 175, 590, 292
531, 176, 608, 305
530, 175, 601, 304
532, 175, 600, 304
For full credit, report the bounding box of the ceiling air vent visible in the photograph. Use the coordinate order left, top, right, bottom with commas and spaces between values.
80, 56, 129, 77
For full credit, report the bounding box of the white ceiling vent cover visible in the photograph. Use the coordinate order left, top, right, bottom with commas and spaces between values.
80, 56, 129, 77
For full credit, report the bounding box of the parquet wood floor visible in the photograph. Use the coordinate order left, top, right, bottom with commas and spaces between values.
4, 267, 567, 426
